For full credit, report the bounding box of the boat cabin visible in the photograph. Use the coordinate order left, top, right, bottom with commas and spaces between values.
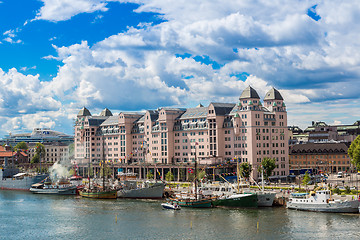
289, 190, 332, 204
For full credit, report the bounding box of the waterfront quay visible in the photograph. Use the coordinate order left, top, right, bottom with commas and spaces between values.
1, 190, 360, 240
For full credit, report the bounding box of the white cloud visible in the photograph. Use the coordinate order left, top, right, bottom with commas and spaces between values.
3, 0, 360, 136
0, 68, 61, 115
2, 29, 22, 44
34, 0, 109, 22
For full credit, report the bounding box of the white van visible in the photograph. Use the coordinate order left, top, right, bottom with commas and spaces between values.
337, 172, 343, 178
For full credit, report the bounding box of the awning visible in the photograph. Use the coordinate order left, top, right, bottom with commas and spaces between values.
13, 173, 26, 177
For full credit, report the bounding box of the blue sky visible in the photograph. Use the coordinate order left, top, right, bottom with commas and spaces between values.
0, 0, 360, 137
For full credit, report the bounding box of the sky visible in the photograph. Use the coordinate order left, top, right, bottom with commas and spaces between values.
1, 0, 360, 137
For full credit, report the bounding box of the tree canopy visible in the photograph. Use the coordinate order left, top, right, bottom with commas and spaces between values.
259, 157, 276, 180
348, 135, 360, 169
239, 162, 252, 179
302, 171, 311, 187
15, 141, 28, 151
165, 171, 174, 181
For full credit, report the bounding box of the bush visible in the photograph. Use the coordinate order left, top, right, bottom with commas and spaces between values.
332, 187, 341, 194
351, 190, 358, 195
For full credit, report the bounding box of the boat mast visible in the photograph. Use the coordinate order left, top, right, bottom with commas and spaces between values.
261, 165, 265, 192
194, 142, 198, 201
102, 132, 105, 190
236, 158, 240, 193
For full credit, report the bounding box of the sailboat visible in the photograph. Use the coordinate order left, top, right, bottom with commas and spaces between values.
79, 136, 117, 199
170, 143, 213, 208
211, 160, 258, 208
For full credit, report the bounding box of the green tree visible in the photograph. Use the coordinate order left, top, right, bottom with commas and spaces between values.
14, 141, 28, 151
35, 142, 46, 156
348, 135, 360, 169
31, 153, 40, 164
165, 171, 174, 181
239, 162, 252, 179
100, 165, 112, 178
259, 157, 276, 180
197, 170, 206, 181
146, 170, 154, 179
302, 171, 311, 187
31, 143, 46, 164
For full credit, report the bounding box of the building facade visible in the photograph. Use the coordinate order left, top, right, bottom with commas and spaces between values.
74, 86, 289, 180
289, 142, 352, 174
27, 142, 70, 164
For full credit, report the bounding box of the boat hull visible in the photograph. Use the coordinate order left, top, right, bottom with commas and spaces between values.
117, 182, 165, 199
30, 186, 77, 195
0, 174, 48, 191
79, 190, 117, 199
171, 198, 212, 208
287, 200, 360, 213
161, 203, 181, 210
256, 192, 276, 207
212, 193, 258, 208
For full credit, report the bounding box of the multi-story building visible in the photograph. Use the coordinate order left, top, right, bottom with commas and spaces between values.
289, 142, 352, 174
74, 86, 289, 181
27, 142, 70, 164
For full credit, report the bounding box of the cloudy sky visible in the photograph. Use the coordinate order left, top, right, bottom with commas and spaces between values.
0, 0, 360, 137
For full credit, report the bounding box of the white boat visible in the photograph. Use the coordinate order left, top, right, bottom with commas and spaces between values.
287, 189, 360, 213
161, 202, 181, 210
117, 181, 165, 199
30, 181, 77, 195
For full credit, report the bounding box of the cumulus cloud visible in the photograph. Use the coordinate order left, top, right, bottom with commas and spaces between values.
0, 68, 61, 116
3, 0, 360, 135
34, 0, 109, 22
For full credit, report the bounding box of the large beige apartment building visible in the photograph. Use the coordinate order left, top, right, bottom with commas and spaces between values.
74, 86, 289, 181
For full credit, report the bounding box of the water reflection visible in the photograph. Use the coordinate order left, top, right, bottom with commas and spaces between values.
1, 191, 360, 239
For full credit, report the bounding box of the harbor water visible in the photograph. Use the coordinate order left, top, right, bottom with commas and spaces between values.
1, 191, 360, 240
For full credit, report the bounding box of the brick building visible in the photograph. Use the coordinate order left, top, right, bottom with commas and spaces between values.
289, 142, 352, 174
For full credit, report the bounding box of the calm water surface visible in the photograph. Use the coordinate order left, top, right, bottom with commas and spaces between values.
1, 191, 360, 240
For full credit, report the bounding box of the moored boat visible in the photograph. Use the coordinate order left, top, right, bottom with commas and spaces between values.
79, 189, 117, 199
30, 182, 77, 195
0, 168, 48, 191
287, 189, 360, 213
212, 193, 258, 208
170, 197, 213, 208
117, 181, 165, 199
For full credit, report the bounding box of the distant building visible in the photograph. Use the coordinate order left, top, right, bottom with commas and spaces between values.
1, 128, 74, 145
288, 126, 308, 145
0, 145, 28, 166
304, 121, 359, 143
289, 142, 352, 174
74, 86, 289, 181
27, 142, 70, 164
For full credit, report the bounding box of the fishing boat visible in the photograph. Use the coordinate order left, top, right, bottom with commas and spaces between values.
206, 160, 258, 208
170, 144, 213, 208
161, 202, 181, 210
212, 193, 257, 208
287, 189, 360, 213
244, 167, 276, 207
